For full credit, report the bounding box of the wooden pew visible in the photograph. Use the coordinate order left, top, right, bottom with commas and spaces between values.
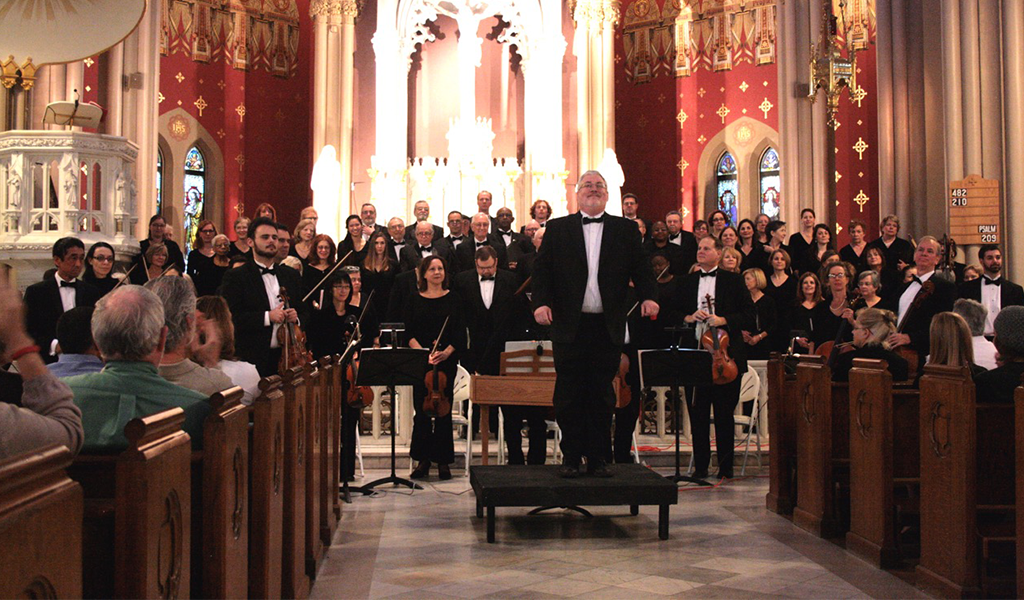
793, 355, 850, 538
917, 364, 1017, 598
198, 387, 249, 599
766, 353, 797, 514
303, 361, 324, 577
1018, 388, 1024, 597
319, 355, 339, 546
249, 376, 286, 600
846, 359, 920, 568
329, 354, 343, 523
280, 366, 310, 599
0, 445, 83, 598
116, 408, 193, 599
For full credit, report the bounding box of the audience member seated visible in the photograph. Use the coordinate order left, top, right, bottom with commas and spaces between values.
974, 305, 1024, 404
831, 307, 908, 382
48, 307, 104, 378
144, 276, 233, 396
925, 311, 987, 379
0, 279, 84, 458
196, 296, 261, 405
953, 298, 997, 371
67, 285, 210, 450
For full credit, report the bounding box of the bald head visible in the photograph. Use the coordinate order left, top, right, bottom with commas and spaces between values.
532, 225, 546, 250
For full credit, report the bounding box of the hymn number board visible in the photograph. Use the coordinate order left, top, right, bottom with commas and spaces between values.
949, 174, 1001, 245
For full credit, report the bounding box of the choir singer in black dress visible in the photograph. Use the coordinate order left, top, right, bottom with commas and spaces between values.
532, 170, 658, 478
406, 256, 465, 480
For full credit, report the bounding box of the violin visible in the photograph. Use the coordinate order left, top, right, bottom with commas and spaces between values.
422, 316, 451, 418
701, 294, 739, 385
277, 289, 312, 374
346, 354, 374, 408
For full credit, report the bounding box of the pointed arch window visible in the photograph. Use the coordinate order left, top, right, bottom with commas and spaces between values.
156, 149, 164, 216
759, 147, 781, 219
183, 146, 206, 257
716, 151, 738, 225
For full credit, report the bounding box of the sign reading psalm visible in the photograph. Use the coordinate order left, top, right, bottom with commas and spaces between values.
949, 174, 1001, 245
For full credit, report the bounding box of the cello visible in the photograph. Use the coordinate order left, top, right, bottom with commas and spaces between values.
422, 316, 452, 418
701, 294, 738, 385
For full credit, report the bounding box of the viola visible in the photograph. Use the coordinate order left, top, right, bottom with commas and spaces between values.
422, 316, 451, 418
277, 289, 312, 374
700, 294, 739, 385
346, 354, 374, 408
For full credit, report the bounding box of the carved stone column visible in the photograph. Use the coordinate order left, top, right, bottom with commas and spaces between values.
312, 0, 360, 240
572, 0, 619, 173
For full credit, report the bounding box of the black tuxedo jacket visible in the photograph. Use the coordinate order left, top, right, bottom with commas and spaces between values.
398, 239, 456, 273
403, 223, 444, 243
445, 234, 467, 250
495, 231, 533, 265
453, 269, 519, 374
23, 276, 101, 362
387, 237, 408, 267
677, 269, 756, 373
455, 235, 509, 272
886, 274, 957, 356
958, 276, 1024, 309
531, 213, 657, 345
667, 231, 698, 272
218, 260, 307, 369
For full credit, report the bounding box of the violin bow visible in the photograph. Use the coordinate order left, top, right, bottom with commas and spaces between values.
626, 265, 669, 317
301, 250, 353, 303
430, 316, 450, 355
513, 275, 532, 296
109, 263, 137, 292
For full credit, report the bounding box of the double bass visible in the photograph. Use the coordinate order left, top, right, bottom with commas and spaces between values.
701, 294, 738, 385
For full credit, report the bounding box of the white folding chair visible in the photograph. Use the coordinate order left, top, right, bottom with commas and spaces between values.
685, 366, 763, 476
451, 364, 473, 474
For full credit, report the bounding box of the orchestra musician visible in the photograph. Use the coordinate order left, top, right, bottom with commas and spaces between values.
830, 307, 909, 383
532, 170, 658, 478
679, 235, 755, 480
218, 217, 307, 377
884, 236, 956, 365
406, 256, 465, 480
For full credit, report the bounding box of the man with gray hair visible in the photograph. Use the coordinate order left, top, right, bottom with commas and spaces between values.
974, 305, 1024, 404
953, 298, 997, 370
144, 277, 233, 395
66, 285, 210, 450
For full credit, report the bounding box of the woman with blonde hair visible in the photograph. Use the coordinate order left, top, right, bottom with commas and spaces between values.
291, 218, 316, 263
720, 247, 742, 273
927, 311, 987, 378
831, 307, 908, 381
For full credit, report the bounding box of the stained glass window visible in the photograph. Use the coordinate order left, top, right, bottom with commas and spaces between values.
759, 147, 781, 220
156, 149, 163, 216
716, 151, 738, 226
183, 146, 205, 258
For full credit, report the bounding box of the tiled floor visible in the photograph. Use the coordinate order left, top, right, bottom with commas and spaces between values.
311, 469, 929, 599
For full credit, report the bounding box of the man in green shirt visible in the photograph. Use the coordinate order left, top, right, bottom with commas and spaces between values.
67, 285, 209, 450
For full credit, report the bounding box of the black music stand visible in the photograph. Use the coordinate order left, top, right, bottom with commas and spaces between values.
357, 343, 430, 491
639, 331, 713, 486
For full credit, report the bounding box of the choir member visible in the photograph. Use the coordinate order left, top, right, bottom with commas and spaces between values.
446, 211, 466, 248
804, 223, 834, 277
386, 217, 408, 264
361, 231, 398, 324
83, 242, 118, 295
494, 207, 532, 269
138, 215, 185, 273
962, 265, 981, 281
838, 219, 868, 272
788, 208, 816, 273
187, 220, 217, 285
621, 193, 639, 221
720, 248, 742, 273
291, 218, 316, 263
693, 220, 709, 240
719, 226, 739, 249
455, 213, 508, 272
230, 217, 253, 258
863, 245, 900, 301
403, 200, 444, 243
402, 220, 457, 273
191, 234, 230, 297
830, 307, 908, 382
300, 207, 319, 230
754, 213, 770, 245
643, 221, 688, 276
406, 256, 465, 480
736, 219, 763, 273
855, 270, 884, 309
792, 272, 823, 352
664, 210, 697, 269
477, 190, 497, 232
338, 214, 369, 266
762, 220, 788, 267
815, 261, 857, 348
708, 210, 729, 238
957, 245, 1024, 337
741, 268, 776, 361
143, 244, 180, 281
868, 214, 915, 271
253, 202, 277, 221
274, 223, 292, 264
360, 203, 388, 240
529, 199, 553, 229
304, 234, 336, 309
763, 249, 796, 351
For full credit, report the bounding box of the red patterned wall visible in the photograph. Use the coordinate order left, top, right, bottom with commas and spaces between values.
157, 0, 314, 235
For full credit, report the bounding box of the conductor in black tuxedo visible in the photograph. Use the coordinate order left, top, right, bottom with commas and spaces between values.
532, 170, 659, 478
884, 236, 956, 363
678, 236, 755, 479
456, 213, 508, 272
218, 217, 308, 377
24, 237, 102, 362
957, 244, 1024, 337
399, 221, 457, 273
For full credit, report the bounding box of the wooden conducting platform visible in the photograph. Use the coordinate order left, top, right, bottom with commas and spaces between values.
469, 464, 678, 543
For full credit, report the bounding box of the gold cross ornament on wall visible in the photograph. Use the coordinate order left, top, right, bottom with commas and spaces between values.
853, 137, 869, 160
716, 104, 730, 124
759, 98, 773, 119
194, 96, 207, 117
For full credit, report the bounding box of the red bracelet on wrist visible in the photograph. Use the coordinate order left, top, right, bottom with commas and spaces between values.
10, 345, 40, 361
